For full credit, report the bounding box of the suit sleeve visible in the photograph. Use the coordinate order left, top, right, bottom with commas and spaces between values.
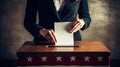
24, 0, 43, 38
78, 0, 91, 31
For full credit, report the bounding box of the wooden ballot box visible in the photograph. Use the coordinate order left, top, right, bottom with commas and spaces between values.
17, 41, 110, 67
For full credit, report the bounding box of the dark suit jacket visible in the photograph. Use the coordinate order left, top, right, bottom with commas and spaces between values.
24, 0, 91, 42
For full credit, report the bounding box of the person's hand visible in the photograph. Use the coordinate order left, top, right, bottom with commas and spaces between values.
39, 29, 57, 43
67, 19, 85, 33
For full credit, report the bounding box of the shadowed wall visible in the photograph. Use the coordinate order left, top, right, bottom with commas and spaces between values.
0, 0, 120, 59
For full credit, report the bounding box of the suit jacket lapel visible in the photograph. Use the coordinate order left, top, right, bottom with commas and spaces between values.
58, 0, 68, 21
48, 0, 61, 21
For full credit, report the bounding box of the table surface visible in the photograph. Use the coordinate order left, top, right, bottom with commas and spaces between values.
17, 41, 110, 53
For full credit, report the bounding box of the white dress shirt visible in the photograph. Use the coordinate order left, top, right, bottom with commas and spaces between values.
53, 0, 64, 11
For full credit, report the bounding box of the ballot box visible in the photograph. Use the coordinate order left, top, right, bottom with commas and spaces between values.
17, 41, 110, 67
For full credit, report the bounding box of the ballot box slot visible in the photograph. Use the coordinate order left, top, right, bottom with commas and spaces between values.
46, 45, 81, 48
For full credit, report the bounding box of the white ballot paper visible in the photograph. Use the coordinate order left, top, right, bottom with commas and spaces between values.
55, 22, 74, 46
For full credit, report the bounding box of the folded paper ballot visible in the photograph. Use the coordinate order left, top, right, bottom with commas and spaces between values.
55, 22, 74, 46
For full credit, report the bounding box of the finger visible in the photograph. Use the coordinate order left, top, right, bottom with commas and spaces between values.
66, 22, 73, 32
51, 30, 57, 42
70, 22, 81, 33
71, 24, 81, 33
71, 24, 82, 33
48, 30, 56, 43
70, 21, 80, 32
45, 31, 52, 42
72, 21, 80, 27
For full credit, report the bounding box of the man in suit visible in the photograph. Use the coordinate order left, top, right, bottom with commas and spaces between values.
24, 0, 91, 43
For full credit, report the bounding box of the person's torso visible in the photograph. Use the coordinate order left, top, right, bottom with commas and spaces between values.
34, 0, 82, 42
35, 0, 81, 29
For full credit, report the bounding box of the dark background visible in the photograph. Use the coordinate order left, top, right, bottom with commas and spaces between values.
0, 0, 120, 67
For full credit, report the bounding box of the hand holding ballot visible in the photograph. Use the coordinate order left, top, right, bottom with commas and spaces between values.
67, 19, 85, 33
39, 29, 57, 43
39, 19, 85, 45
